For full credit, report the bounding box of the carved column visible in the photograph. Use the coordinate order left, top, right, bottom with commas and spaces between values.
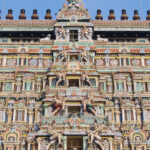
141, 56, 145, 67
7, 109, 13, 124
27, 141, 32, 150
136, 110, 141, 124
2, 55, 7, 66
115, 111, 120, 124
133, 109, 136, 122
28, 110, 34, 125
62, 136, 67, 150
37, 138, 42, 150
122, 109, 125, 122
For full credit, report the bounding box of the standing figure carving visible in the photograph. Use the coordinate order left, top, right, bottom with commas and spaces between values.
58, 26, 66, 40
82, 94, 97, 116
46, 129, 63, 150
81, 71, 92, 86
52, 96, 66, 115
81, 49, 89, 62
81, 26, 89, 39
60, 48, 68, 62
88, 130, 104, 150
56, 71, 66, 87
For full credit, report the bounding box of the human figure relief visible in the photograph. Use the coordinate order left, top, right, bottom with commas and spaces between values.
82, 94, 97, 116
81, 71, 92, 86
60, 48, 68, 62
58, 26, 66, 40
46, 130, 63, 150
88, 130, 104, 150
81, 26, 89, 39
56, 71, 66, 87
81, 49, 89, 62
52, 96, 66, 115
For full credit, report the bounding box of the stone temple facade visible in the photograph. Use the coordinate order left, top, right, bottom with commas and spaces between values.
0, 0, 150, 149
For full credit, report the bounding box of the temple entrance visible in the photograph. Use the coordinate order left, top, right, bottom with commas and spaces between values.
69, 79, 79, 87
67, 136, 83, 150
68, 106, 80, 114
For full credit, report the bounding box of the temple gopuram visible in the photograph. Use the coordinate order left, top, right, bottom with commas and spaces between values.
0, 0, 150, 149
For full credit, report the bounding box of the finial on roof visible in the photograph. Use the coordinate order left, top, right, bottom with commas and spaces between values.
45, 9, 52, 20
133, 10, 140, 20
95, 9, 103, 20
146, 10, 150, 20
121, 9, 128, 20
19, 9, 26, 20
108, 9, 115, 20
6, 9, 13, 20
31, 9, 39, 20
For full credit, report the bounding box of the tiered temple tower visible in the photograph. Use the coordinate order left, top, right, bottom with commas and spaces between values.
0, 0, 150, 149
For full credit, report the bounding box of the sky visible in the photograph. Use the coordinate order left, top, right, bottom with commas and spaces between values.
0, 0, 149, 20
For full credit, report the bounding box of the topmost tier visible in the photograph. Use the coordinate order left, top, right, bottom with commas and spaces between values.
56, 0, 91, 22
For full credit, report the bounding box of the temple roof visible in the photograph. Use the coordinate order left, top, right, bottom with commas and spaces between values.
0, 20, 55, 28
0, 20, 149, 29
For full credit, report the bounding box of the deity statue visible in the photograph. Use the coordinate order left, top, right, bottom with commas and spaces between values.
82, 94, 96, 116
59, 48, 68, 62
37, 111, 42, 122
94, 105, 104, 117
46, 130, 63, 150
87, 129, 104, 150
57, 26, 66, 40
81, 49, 89, 62
56, 71, 66, 87
52, 96, 66, 115
81, 26, 90, 40
81, 71, 92, 86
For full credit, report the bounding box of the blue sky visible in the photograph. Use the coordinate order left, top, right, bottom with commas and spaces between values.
0, 0, 149, 20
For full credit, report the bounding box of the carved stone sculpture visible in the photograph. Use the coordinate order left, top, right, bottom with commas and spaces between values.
56, 71, 66, 87
52, 96, 66, 115
46, 130, 63, 150
81, 26, 89, 40
81, 71, 92, 86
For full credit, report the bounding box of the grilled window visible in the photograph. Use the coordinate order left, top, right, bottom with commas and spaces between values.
69, 30, 78, 42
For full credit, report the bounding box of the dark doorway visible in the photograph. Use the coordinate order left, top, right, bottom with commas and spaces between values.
69, 79, 79, 87
67, 136, 83, 150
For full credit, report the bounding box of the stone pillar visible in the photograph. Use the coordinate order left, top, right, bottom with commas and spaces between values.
83, 136, 88, 150
7, 109, 13, 124
32, 142, 36, 150
37, 138, 42, 150
123, 58, 126, 66
115, 111, 120, 124
28, 110, 34, 125
109, 139, 113, 150
27, 141, 32, 150
141, 56, 145, 66
137, 110, 141, 124
2, 56, 7, 66
13, 109, 16, 122
62, 136, 67, 150
133, 109, 136, 122
42, 80, 46, 91
21, 58, 24, 66
122, 109, 125, 122
32, 82, 34, 91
